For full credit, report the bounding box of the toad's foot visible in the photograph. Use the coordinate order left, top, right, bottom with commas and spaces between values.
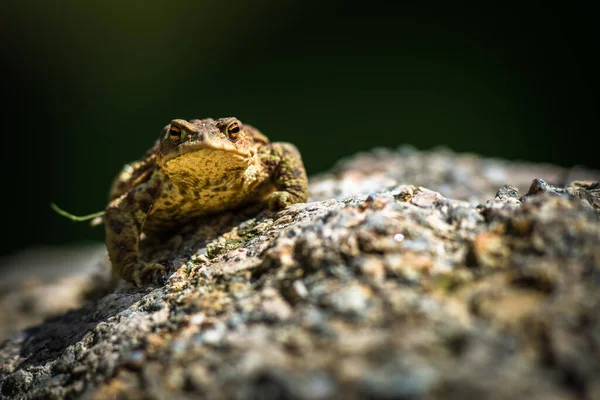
268, 191, 303, 211
131, 262, 166, 287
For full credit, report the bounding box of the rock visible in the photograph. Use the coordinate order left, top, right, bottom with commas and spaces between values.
1, 146, 599, 399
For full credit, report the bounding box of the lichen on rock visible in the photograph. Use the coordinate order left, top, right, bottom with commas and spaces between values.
1, 147, 599, 399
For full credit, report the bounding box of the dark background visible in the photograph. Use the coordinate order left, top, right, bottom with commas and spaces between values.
1, 2, 599, 258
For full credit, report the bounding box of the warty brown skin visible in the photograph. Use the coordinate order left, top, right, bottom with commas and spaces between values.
104, 117, 308, 286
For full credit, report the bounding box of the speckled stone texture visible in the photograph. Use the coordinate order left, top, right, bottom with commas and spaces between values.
1, 147, 599, 400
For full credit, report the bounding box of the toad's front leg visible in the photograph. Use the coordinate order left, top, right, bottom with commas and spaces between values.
104, 176, 163, 286
264, 142, 309, 210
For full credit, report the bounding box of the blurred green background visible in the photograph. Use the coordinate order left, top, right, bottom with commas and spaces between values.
1, 2, 599, 258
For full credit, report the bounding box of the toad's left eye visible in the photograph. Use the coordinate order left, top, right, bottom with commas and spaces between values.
227, 122, 241, 140
169, 126, 182, 141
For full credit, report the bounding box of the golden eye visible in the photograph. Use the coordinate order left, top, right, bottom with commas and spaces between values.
169, 126, 181, 141
227, 122, 241, 140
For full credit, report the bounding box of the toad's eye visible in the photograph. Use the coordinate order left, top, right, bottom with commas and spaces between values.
169, 126, 181, 142
227, 122, 241, 140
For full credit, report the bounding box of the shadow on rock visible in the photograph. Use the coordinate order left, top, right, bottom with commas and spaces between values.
17, 292, 141, 369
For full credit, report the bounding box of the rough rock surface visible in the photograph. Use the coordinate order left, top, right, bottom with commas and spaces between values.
1, 147, 599, 400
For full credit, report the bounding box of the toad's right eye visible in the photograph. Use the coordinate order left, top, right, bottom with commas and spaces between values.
169, 126, 181, 141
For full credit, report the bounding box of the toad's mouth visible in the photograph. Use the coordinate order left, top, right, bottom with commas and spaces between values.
159, 140, 253, 165
158, 145, 253, 180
